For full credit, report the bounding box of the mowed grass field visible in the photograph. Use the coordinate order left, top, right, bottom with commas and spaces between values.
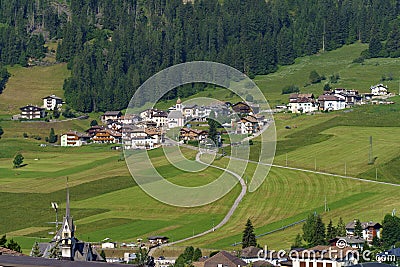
177, 162, 400, 250
0, 143, 239, 252
1, 42, 400, 254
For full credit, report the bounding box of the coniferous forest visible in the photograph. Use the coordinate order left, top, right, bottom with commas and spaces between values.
1, 0, 400, 112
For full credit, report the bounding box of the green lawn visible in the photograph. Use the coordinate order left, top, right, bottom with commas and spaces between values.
179, 163, 400, 250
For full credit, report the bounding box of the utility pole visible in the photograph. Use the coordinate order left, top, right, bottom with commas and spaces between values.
344, 161, 347, 176
368, 136, 374, 164
314, 157, 317, 171
324, 196, 328, 212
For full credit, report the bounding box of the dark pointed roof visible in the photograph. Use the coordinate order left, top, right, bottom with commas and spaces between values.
202, 251, 246, 267
240, 246, 262, 258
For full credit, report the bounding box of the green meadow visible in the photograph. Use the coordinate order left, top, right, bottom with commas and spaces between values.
1, 42, 400, 253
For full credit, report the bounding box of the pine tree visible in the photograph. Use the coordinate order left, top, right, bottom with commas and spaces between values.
326, 219, 337, 239
277, 26, 295, 65
369, 36, 383, 58
303, 213, 326, 247
303, 213, 316, 245
354, 219, 363, 237
32, 242, 43, 257
0, 234, 7, 247
100, 249, 106, 261
371, 236, 381, 248
242, 218, 257, 248
90, 120, 98, 126
314, 214, 326, 246
193, 248, 202, 261
0, 125, 4, 138
48, 128, 57, 143
382, 214, 400, 247
336, 217, 347, 237
208, 112, 218, 145
291, 233, 304, 249
183, 246, 194, 263
49, 242, 61, 259
6, 239, 22, 253
386, 25, 400, 57
309, 70, 322, 84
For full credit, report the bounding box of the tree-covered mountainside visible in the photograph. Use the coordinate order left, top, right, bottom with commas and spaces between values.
1, 0, 400, 112
0, 1, 66, 65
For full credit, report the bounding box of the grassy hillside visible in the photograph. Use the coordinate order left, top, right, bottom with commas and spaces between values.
157, 43, 400, 108
1, 42, 400, 254
179, 162, 399, 250
0, 64, 70, 115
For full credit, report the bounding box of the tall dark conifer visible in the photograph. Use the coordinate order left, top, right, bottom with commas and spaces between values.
242, 219, 257, 248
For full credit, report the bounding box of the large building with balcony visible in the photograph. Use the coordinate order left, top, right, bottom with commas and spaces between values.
20, 105, 45, 119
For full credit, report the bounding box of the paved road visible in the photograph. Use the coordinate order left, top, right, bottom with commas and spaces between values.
226, 156, 400, 188
149, 150, 247, 255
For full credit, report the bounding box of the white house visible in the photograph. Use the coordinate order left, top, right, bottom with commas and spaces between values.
117, 114, 139, 125
291, 246, 358, 267
101, 242, 116, 249
20, 105, 46, 119
370, 84, 389, 96
123, 127, 163, 150
329, 237, 366, 250
101, 111, 122, 123
238, 115, 260, 134
151, 111, 168, 127
61, 131, 90, 147
332, 89, 362, 106
318, 95, 346, 111
140, 109, 168, 127
42, 95, 63, 110
124, 253, 137, 263
287, 94, 318, 114
182, 105, 197, 118
155, 258, 176, 267
168, 110, 185, 128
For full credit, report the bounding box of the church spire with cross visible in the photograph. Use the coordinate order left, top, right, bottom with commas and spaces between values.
60, 177, 75, 260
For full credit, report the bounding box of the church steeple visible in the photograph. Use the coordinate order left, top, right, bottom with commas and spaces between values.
66, 178, 70, 219
176, 97, 182, 111
60, 177, 75, 260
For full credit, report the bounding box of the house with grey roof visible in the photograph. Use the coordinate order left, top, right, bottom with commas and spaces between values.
193, 251, 247, 267
167, 110, 184, 128
345, 220, 382, 243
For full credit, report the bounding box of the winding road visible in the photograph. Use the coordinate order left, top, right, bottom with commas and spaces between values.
149, 140, 400, 255
149, 150, 247, 255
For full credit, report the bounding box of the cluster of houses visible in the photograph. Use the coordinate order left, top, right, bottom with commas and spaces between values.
286, 84, 393, 114
15, 94, 64, 120
93, 218, 385, 265
187, 219, 385, 267
61, 98, 269, 149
